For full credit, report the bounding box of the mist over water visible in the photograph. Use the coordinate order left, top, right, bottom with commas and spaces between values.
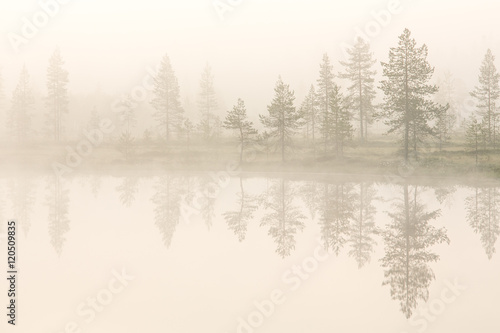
1, 1, 500, 332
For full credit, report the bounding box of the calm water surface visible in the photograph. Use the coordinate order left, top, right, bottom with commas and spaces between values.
1, 174, 498, 332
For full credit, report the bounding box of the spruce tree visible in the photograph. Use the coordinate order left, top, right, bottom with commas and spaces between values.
9, 66, 34, 143
323, 86, 353, 158
471, 49, 500, 146
339, 37, 376, 143
317, 54, 335, 154
299, 85, 320, 154
260, 77, 302, 162
45, 48, 69, 142
198, 63, 219, 140
151, 54, 183, 142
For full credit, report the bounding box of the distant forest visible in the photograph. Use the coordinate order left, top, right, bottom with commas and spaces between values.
2, 28, 500, 176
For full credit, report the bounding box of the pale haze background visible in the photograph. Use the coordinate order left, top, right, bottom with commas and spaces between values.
0, 0, 499, 126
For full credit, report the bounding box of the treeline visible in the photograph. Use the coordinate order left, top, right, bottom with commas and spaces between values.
3, 28, 500, 166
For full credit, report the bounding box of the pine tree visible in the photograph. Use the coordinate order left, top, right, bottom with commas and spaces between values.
317, 54, 335, 154
9, 66, 34, 143
260, 77, 302, 162
198, 63, 219, 140
45, 48, 69, 142
299, 85, 320, 154
471, 49, 500, 146
151, 54, 183, 142
379, 29, 446, 161
223, 98, 257, 163
339, 37, 376, 143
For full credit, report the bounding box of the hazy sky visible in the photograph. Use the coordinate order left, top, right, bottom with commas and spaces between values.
1, 0, 499, 119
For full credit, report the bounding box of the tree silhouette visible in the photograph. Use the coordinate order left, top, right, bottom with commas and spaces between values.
299, 85, 320, 155
319, 182, 356, 255
380, 184, 449, 318
348, 182, 379, 268
198, 63, 220, 140
465, 186, 500, 259
379, 29, 446, 161
260, 77, 302, 162
151, 54, 184, 142
260, 179, 306, 258
45, 48, 69, 142
471, 49, 500, 145
9, 177, 36, 237
324, 85, 353, 157
339, 37, 377, 143
116, 177, 139, 207
45, 175, 70, 255
317, 53, 335, 154
223, 177, 257, 242
299, 180, 322, 220
151, 176, 182, 248
9, 66, 34, 143
223, 98, 258, 163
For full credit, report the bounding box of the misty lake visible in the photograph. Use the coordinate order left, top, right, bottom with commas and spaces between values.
1, 173, 499, 333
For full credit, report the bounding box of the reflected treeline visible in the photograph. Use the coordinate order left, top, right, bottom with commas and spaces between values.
260, 179, 306, 258
116, 177, 139, 207
380, 185, 450, 318
465, 186, 500, 259
2, 172, 499, 319
349, 183, 379, 268
223, 177, 257, 242
197, 175, 217, 231
45, 175, 71, 255
8, 177, 36, 237
318, 182, 355, 255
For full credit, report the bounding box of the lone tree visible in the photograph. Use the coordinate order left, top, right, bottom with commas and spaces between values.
151, 54, 183, 142
339, 37, 376, 143
223, 98, 257, 163
198, 63, 219, 140
260, 77, 302, 163
299, 85, 320, 154
379, 28, 446, 161
9, 66, 34, 143
317, 54, 335, 154
471, 49, 500, 146
45, 48, 69, 142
